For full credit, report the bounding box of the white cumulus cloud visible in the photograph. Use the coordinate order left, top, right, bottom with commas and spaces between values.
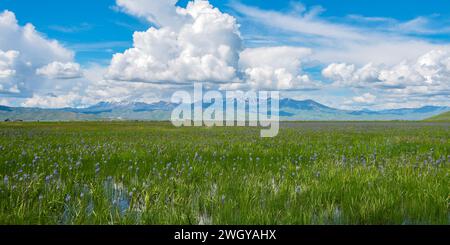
352, 93, 376, 104
0, 10, 76, 96
36, 61, 82, 79
0, 49, 18, 78
235, 46, 321, 90
21, 92, 83, 108
109, 0, 322, 91
107, 0, 242, 84
323, 50, 450, 91
323, 49, 450, 107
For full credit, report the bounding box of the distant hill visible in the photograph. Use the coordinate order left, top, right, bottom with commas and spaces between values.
0, 99, 448, 121
424, 111, 450, 122
0, 106, 99, 121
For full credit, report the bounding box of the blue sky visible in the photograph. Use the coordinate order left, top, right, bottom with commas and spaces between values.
2, 0, 449, 64
0, 0, 146, 64
0, 0, 449, 109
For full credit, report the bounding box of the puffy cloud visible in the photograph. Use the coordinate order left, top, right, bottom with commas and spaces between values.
236, 46, 321, 90
0, 11, 73, 65
321, 63, 356, 85
36, 62, 82, 79
0, 10, 76, 96
107, 0, 242, 84
21, 92, 84, 108
241, 67, 314, 90
109, 0, 322, 91
0, 50, 18, 78
0, 49, 21, 94
352, 93, 376, 104
322, 62, 380, 88
322, 49, 450, 106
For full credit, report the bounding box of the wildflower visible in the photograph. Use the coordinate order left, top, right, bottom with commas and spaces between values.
295, 186, 302, 194
221, 194, 226, 205
38, 194, 43, 201
32, 155, 39, 164
65, 194, 71, 202
3, 175, 8, 185
211, 183, 218, 197
311, 153, 318, 162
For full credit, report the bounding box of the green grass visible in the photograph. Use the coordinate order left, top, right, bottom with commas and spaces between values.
425, 111, 450, 122
0, 121, 448, 224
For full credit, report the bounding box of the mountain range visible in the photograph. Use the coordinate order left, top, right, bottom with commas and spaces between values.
0, 99, 448, 121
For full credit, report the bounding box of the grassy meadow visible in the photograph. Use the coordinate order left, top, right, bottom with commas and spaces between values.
0, 121, 448, 224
